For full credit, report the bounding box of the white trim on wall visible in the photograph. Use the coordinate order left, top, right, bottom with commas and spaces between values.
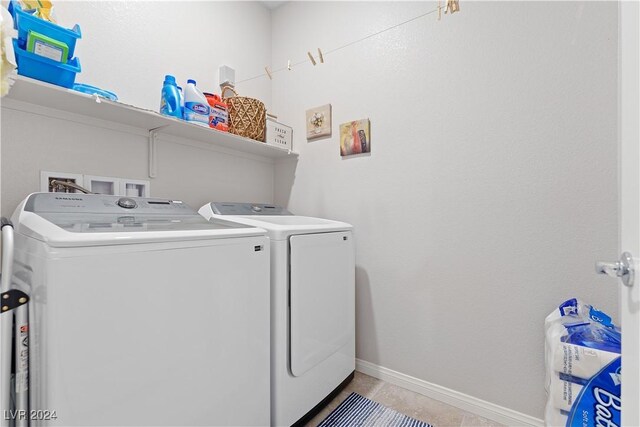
355, 359, 544, 427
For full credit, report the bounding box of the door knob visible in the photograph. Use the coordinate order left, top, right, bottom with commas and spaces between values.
596, 252, 634, 287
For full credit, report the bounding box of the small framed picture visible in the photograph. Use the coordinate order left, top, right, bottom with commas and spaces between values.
306, 104, 332, 140
339, 119, 370, 156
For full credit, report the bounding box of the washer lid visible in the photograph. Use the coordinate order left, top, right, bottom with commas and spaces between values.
14, 193, 266, 247
199, 203, 352, 240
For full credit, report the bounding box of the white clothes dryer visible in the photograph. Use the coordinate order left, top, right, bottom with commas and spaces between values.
199, 202, 355, 427
10, 193, 271, 426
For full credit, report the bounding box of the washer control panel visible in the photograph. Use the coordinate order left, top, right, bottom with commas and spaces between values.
25, 193, 193, 215
209, 202, 292, 216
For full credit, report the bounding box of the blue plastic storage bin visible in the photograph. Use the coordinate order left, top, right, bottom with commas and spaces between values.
72, 84, 118, 101
8, 0, 81, 59
13, 39, 81, 88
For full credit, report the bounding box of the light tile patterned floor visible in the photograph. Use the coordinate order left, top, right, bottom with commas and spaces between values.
305, 372, 504, 427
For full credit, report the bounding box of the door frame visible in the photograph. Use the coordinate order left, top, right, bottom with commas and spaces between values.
619, 1, 639, 426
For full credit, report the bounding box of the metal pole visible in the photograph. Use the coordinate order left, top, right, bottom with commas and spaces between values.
14, 303, 29, 427
1, 219, 15, 427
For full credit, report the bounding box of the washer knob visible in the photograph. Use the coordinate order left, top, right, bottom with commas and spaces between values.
251, 205, 262, 212
117, 198, 137, 209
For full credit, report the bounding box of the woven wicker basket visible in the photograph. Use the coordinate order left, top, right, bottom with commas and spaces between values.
222, 86, 266, 142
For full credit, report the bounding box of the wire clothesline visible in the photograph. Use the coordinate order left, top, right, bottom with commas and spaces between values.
236, 4, 449, 85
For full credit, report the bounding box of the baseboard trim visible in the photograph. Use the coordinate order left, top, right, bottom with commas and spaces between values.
355, 359, 544, 427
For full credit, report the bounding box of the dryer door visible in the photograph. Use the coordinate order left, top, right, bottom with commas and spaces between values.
289, 231, 355, 377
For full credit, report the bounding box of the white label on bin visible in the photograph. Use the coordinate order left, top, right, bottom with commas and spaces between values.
34, 40, 63, 62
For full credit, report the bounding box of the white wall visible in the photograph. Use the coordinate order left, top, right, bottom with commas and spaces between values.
0, 108, 276, 217
0, 0, 621, 420
54, 1, 272, 111
1, 1, 275, 217
271, 1, 619, 419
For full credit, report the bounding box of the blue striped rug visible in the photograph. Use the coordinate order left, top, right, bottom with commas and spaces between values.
317, 392, 433, 427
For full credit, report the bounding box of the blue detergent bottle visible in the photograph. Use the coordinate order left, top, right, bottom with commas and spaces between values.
159, 75, 182, 118
176, 86, 184, 118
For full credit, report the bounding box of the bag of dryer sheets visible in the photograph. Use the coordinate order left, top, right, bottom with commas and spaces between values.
544, 298, 621, 427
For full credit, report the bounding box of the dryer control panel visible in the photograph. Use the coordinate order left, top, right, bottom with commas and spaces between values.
208, 202, 292, 216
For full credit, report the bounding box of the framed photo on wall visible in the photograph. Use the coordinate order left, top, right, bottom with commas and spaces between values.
339, 119, 370, 156
306, 104, 332, 140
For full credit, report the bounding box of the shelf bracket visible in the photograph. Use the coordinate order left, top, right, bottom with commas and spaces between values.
148, 126, 168, 178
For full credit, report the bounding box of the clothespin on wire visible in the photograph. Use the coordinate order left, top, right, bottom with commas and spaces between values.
287, 60, 292, 71
264, 66, 273, 80
318, 48, 324, 63
445, 0, 460, 14
438, 1, 442, 20
307, 51, 317, 66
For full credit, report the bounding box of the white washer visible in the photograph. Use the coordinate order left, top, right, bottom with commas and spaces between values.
11, 193, 271, 426
199, 203, 355, 426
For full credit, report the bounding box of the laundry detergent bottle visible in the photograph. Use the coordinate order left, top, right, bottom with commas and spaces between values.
177, 86, 184, 118
159, 75, 182, 118
183, 79, 210, 126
